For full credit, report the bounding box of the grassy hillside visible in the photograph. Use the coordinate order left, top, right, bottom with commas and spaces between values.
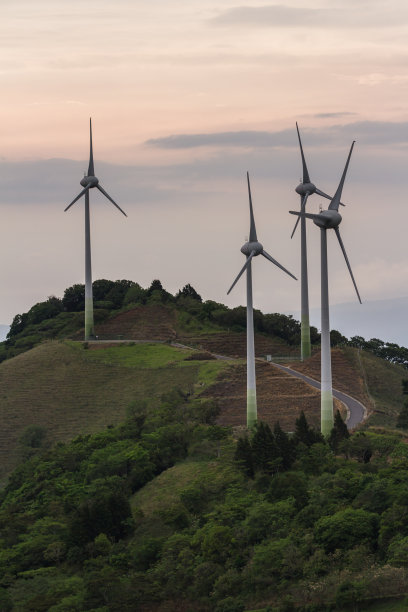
1, 334, 407, 481
290, 346, 408, 429
0, 340, 228, 480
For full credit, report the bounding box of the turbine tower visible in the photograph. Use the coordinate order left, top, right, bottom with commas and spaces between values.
291, 123, 345, 361
65, 119, 127, 341
290, 141, 361, 436
228, 172, 297, 429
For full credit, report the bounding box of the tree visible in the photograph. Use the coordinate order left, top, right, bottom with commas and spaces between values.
397, 401, 408, 429
234, 437, 254, 478
251, 422, 281, 474
176, 284, 202, 302
294, 411, 323, 447
330, 329, 348, 346
62, 284, 85, 312
328, 410, 350, 452
274, 422, 295, 470
315, 508, 379, 553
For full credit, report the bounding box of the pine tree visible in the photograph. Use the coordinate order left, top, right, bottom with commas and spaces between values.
294, 411, 323, 447
234, 436, 254, 478
328, 410, 350, 452
251, 422, 281, 474
274, 422, 295, 470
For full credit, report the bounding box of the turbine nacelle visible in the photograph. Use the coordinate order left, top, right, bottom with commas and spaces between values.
241, 241, 263, 256
313, 210, 342, 229
295, 182, 316, 197
80, 176, 99, 188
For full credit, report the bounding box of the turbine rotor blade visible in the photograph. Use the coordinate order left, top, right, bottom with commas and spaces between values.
296, 122, 310, 184
261, 250, 297, 280
227, 251, 256, 295
329, 141, 355, 211
64, 185, 91, 212
96, 184, 127, 217
291, 192, 309, 239
334, 227, 362, 304
290, 215, 301, 240
315, 188, 345, 207
247, 172, 257, 242
289, 210, 320, 221
88, 117, 95, 177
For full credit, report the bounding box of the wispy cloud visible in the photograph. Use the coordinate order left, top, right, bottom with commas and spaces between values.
146, 121, 408, 150
314, 112, 357, 119
211, 4, 405, 28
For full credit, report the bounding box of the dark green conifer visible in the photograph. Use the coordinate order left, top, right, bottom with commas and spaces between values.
234, 436, 254, 478
328, 410, 350, 452
251, 422, 280, 474
274, 421, 295, 470
294, 411, 323, 447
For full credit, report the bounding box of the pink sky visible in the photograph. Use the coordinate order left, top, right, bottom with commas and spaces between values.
1, 0, 408, 330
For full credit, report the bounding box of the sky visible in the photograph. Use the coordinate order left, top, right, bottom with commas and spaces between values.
2, 0, 408, 341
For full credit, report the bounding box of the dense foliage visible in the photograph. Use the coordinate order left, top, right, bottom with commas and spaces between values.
1, 392, 408, 611
1, 279, 322, 362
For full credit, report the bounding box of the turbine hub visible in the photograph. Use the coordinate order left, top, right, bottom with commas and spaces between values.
80, 176, 99, 188
241, 241, 263, 256
313, 210, 342, 229
295, 182, 315, 196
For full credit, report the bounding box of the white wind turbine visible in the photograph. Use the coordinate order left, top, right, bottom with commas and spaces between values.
228, 172, 297, 428
290, 141, 361, 436
65, 119, 127, 341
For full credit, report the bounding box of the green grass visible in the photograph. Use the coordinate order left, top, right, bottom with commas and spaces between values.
0, 340, 230, 480
83, 342, 195, 368
131, 450, 238, 519
359, 349, 407, 427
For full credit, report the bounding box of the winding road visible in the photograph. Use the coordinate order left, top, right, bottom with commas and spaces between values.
270, 362, 367, 429
86, 339, 368, 429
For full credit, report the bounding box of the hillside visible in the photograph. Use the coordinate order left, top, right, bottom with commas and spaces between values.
0, 341, 227, 479
0, 331, 405, 482
0, 338, 331, 480
1, 279, 408, 480
1, 383, 408, 611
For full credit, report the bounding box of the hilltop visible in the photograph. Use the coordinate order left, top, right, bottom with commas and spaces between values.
0, 280, 408, 609
0, 278, 407, 481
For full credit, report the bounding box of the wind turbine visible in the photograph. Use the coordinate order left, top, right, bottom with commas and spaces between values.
292, 123, 345, 361
65, 118, 127, 341
290, 141, 361, 436
228, 172, 297, 429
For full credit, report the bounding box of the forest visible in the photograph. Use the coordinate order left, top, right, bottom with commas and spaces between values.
1, 387, 408, 610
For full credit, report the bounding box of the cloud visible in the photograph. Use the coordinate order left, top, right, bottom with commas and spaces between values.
314, 112, 357, 119
146, 121, 408, 150
146, 130, 295, 149
211, 4, 404, 29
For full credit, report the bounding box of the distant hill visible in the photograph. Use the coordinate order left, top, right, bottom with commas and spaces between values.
0, 325, 9, 341
304, 295, 408, 346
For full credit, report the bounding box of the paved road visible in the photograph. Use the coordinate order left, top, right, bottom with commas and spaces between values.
84, 339, 366, 429
270, 362, 367, 429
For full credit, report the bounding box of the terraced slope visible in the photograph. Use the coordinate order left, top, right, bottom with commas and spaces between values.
92, 304, 177, 340
177, 330, 301, 359
204, 360, 343, 431
288, 347, 371, 409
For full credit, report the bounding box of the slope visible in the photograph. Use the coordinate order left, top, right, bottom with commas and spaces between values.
289, 346, 407, 429
0, 340, 227, 479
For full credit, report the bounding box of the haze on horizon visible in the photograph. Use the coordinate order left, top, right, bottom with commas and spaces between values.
1, 0, 408, 345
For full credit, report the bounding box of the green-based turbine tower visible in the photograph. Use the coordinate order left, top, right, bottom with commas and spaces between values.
65, 119, 127, 341
290, 141, 361, 436
228, 173, 297, 429
291, 123, 345, 361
